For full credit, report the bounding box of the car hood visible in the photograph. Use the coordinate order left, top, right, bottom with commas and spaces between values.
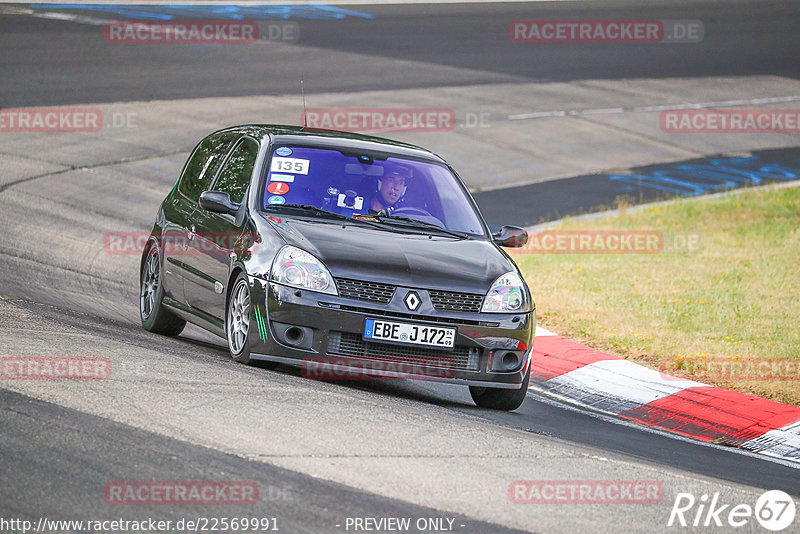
263, 217, 516, 293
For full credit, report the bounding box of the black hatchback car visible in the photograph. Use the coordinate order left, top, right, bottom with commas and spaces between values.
140, 125, 534, 410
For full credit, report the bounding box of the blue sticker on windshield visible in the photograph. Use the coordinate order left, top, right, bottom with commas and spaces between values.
267, 195, 286, 205
275, 147, 293, 156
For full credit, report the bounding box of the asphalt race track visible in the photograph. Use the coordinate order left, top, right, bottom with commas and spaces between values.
3, 1, 800, 106
1, 1, 799, 533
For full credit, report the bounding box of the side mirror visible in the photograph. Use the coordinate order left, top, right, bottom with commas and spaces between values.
493, 225, 528, 248
199, 191, 238, 214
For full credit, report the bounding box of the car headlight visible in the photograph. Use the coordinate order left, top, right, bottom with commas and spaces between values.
270, 245, 337, 295
481, 272, 527, 313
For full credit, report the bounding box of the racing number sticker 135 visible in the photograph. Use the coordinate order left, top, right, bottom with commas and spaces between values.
271, 157, 310, 175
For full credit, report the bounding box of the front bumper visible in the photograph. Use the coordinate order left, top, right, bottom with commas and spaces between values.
246, 277, 534, 388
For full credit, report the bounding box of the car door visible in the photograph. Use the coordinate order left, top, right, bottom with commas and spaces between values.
183, 136, 260, 322
160, 131, 238, 305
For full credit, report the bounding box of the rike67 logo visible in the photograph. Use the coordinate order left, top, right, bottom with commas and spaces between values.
668, 490, 796, 531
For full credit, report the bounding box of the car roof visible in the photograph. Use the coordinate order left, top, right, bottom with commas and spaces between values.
210, 124, 447, 164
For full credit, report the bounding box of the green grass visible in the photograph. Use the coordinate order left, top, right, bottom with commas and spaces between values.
513, 184, 800, 406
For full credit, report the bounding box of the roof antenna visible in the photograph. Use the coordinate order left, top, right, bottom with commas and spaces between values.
301, 78, 307, 128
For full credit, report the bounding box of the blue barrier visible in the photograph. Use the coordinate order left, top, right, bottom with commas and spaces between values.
609, 155, 799, 196
31, 4, 374, 20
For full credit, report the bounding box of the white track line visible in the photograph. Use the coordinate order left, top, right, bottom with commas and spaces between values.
534, 326, 557, 337
510, 95, 800, 121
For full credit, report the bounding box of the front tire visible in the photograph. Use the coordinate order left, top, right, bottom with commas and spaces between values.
140, 244, 186, 336
469, 364, 530, 411
227, 273, 252, 364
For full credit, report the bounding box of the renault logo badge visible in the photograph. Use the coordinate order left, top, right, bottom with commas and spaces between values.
404, 291, 421, 311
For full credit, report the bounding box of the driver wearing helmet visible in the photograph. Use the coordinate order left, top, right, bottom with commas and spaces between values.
369, 165, 411, 213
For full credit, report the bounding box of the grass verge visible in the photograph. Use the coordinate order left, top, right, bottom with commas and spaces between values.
513, 183, 800, 406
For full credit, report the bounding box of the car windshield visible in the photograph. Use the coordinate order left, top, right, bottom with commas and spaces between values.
261, 145, 487, 237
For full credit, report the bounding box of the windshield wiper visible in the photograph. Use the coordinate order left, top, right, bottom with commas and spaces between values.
265, 204, 351, 219
264, 205, 385, 229
264, 206, 467, 237
372, 215, 468, 239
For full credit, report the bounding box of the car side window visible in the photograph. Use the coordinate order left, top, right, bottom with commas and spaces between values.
212, 137, 259, 205
178, 133, 237, 202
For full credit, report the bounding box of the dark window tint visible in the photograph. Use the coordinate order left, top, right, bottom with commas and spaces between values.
213, 138, 259, 205
178, 133, 237, 202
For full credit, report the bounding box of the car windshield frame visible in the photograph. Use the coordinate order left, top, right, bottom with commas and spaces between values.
257, 141, 490, 239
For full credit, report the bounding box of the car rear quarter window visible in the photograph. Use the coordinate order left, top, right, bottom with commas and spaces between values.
212, 137, 259, 205
178, 133, 237, 202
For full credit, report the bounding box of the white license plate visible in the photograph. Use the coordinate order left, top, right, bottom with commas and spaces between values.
364, 319, 455, 349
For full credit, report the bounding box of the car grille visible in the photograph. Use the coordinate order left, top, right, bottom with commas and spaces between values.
327, 331, 479, 371
429, 290, 484, 313
335, 278, 395, 304
334, 278, 485, 314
